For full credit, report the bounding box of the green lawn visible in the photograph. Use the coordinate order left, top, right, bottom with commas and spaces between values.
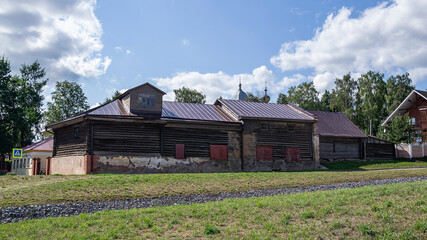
1, 168, 426, 207
322, 159, 427, 170
1, 181, 426, 239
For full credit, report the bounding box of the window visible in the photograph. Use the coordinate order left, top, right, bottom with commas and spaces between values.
24, 159, 26, 168
210, 145, 228, 160
74, 128, 79, 139
287, 124, 295, 132
260, 123, 269, 131
175, 144, 185, 159
138, 93, 155, 108
257, 145, 273, 161
410, 117, 416, 126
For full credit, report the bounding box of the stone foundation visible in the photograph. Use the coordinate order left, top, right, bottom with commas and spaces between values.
95, 155, 233, 174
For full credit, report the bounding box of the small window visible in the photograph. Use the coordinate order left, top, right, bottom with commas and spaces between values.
74, 128, 79, 139
138, 93, 155, 108
287, 124, 295, 132
260, 123, 269, 131
210, 145, 228, 160
257, 145, 273, 161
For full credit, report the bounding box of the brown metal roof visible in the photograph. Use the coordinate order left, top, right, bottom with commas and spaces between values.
308, 110, 367, 138
217, 99, 315, 121
88, 100, 134, 116
162, 101, 238, 122
23, 137, 53, 151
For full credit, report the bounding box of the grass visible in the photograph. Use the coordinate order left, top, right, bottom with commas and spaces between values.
0, 168, 426, 207
322, 158, 427, 170
1, 181, 425, 239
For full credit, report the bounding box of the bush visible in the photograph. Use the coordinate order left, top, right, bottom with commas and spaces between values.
6, 171, 16, 175
0, 170, 8, 175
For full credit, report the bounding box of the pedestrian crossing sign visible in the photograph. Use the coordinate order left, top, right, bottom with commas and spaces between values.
13, 148, 22, 158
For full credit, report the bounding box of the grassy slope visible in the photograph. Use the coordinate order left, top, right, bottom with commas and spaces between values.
323, 159, 427, 170
0, 168, 426, 207
1, 181, 426, 239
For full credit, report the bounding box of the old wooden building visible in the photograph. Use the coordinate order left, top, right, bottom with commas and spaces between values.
47, 82, 321, 174
308, 111, 367, 161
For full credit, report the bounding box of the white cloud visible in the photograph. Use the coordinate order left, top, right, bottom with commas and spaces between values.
90, 102, 101, 109
125, 50, 131, 55
182, 38, 190, 46
152, 66, 275, 103
0, 0, 110, 80
114, 46, 122, 51
271, 0, 427, 92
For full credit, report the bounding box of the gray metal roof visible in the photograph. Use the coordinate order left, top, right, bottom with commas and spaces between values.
218, 99, 315, 121
162, 101, 238, 122
308, 110, 367, 138
88, 100, 132, 116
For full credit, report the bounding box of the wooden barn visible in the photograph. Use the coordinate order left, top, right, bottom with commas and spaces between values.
47, 82, 321, 174
308, 111, 367, 161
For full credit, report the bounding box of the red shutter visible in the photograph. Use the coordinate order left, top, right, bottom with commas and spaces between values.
210, 145, 228, 160
257, 145, 273, 161
175, 144, 185, 159
286, 147, 300, 162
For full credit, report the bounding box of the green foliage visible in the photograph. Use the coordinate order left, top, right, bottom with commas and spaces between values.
286, 82, 321, 110
0, 57, 47, 154
203, 225, 221, 235
354, 71, 387, 135
330, 73, 357, 121
45, 80, 89, 125
320, 90, 332, 111
246, 92, 270, 103
380, 114, 417, 143
386, 72, 415, 114
102, 90, 122, 104
276, 93, 288, 104
173, 87, 206, 104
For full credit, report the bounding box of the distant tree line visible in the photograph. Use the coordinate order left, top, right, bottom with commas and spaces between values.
275, 71, 415, 142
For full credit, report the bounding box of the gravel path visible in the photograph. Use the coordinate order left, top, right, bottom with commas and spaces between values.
1, 176, 426, 224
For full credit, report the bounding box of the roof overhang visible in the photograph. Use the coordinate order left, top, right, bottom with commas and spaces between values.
381, 90, 427, 126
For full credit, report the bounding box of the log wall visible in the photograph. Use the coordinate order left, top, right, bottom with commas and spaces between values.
54, 122, 88, 157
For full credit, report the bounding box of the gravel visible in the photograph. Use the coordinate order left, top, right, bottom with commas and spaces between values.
1, 176, 426, 224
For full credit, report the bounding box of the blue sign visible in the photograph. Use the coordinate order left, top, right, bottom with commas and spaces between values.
13, 148, 22, 158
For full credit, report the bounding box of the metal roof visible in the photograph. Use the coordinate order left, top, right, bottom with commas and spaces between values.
308, 110, 367, 138
382, 90, 427, 126
217, 99, 315, 121
23, 137, 53, 152
89, 100, 133, 116
162, 101, 238, 122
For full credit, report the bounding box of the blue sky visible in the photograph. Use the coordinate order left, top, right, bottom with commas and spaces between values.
1, 0, 427, 106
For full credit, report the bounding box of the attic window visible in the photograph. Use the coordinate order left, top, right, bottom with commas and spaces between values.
287, 124, 295, 132
138, 93, 155, 108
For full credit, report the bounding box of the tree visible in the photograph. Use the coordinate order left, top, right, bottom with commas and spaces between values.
320, 90, 332, 111
276, 93, 288, 104
355, 71, 387, 136
102, 90, 122, 104
45, 80, 89, 125
386, 73, 415, 114
379, 114, 417, 143
174, 87, 206, 104
330, 73, 357, 120
0, 57, 47, 156
285, 82, 321, 110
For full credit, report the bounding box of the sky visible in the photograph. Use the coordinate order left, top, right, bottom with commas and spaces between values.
1, 0, 427, 107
